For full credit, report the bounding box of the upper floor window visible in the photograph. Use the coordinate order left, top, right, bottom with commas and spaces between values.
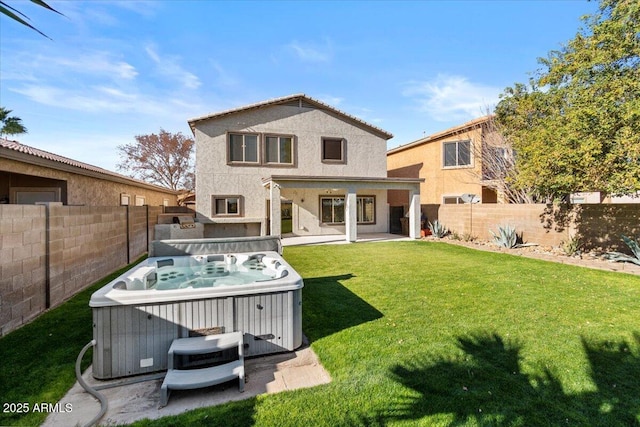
229, 133, 259, 164
265, 135, 294, 165
443, 140, 471, 168
322, 138, 346, 163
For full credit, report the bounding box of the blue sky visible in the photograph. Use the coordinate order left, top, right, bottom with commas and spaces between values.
1, 0, 599, 172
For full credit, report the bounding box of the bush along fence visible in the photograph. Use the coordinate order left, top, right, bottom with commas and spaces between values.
422, 203, 640, 253
0, 204, 163, 336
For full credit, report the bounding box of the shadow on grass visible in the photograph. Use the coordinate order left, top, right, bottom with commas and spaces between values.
302, 274, 383, 343
373, 332, 640, 426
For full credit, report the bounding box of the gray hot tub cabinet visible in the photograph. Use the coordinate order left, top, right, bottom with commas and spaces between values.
90, 236, 302, 380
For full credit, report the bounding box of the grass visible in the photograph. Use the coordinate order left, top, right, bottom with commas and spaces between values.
2, 242, 640, 426
0, 257, 146, 427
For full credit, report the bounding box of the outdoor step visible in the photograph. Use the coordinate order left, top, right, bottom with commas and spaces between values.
168, 331, 244, 356
159, 360, 245, 407
160, 331, 245, 407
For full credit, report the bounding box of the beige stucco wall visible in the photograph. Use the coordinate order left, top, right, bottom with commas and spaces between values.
387, 126, 485, 206
0, 157, 177, 206
194, 104, 389, 234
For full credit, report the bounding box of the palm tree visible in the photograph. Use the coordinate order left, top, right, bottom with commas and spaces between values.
0, 0, 63, 39
0, 107, 28, 137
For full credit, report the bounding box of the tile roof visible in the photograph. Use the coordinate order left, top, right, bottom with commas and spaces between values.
188, 93, 394, 140
0, 138, 177, 193
387, 115, 493, 155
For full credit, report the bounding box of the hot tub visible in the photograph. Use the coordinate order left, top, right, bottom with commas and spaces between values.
90, 250, 303, 379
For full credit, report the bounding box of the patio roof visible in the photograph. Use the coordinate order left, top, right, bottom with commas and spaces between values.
262, 175, 423, 190
263, 175, 423, 242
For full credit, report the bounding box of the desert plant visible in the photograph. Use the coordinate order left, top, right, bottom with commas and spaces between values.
560, 235, 582, 257
428, 220, 448, 238
490, 225, 518, 249
462, 232, 477, 242
606, 235, 640, 266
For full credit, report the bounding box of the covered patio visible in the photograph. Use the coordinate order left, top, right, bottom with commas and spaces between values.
262, 175, 424, 243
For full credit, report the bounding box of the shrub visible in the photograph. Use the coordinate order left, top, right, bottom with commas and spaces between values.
560, 235, 582, 256
428, 220, 448, 238
490, 225, 518, 249
606, 235, 640, 266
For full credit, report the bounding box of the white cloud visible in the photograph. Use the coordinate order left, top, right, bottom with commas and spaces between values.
287, 39, 333, 62
145, 45, 201, 89
54, 54, 138, 80
403, 74, 500, 121
11, 84, 193, 118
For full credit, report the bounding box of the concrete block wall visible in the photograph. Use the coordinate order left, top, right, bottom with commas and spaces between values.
576, 204, 640, 252
48, 206, 128, 307
129, 206, 161, 259
1, 204, 162, 336
432, 203, 639, 251
0, 205, 47, 335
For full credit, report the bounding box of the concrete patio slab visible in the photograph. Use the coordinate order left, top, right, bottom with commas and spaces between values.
43, 337, 330, 427
282, 232, 412, 247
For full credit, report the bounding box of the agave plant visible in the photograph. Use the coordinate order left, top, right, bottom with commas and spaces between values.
490, 225, 518, 249
606, 235, 640, 266
560, 234, 582, 256
428, 219, 448, 238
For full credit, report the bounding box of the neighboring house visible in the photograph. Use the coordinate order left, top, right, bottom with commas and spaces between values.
0, 138, 178, 206
387, 116, 497, 211
188, 94, 423, 242
387, 116, 639, 214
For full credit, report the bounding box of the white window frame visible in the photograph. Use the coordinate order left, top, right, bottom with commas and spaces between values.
443, 196, 464, 204
443, 140, 472, 168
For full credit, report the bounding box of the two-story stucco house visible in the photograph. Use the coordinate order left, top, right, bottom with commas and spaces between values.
387, 115, 498, 207
188, 94, 423, 242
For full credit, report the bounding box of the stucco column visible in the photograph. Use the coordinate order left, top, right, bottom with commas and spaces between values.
345, 188, 357, 243
270, 183, 281, 237
409, 189, 421, 239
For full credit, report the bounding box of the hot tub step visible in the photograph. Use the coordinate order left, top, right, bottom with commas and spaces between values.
160, 331, 245, 407
159, 360, 244, 407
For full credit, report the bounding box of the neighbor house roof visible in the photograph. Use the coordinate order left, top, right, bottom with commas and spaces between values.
387, 115, 493, 155
0, 138, 178, 194
188, 93, 394, 140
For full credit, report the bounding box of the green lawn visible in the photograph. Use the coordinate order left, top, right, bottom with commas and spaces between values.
2, 242, 639, 426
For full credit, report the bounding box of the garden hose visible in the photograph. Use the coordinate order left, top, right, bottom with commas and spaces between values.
75, 340, 107, 427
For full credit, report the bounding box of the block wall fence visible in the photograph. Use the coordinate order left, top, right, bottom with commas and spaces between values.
424, 203, 639, 251
0, 204, 163, 336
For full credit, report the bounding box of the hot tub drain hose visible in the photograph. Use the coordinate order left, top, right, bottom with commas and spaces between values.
76, 340, 108, 427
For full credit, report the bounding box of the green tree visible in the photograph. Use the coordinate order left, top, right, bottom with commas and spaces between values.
496, 0, 640, 199
0, 107, 28, 137
117, 129, 195, 191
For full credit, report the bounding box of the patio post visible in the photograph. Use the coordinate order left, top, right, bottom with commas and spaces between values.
345, 188, 357, 242
409, 189, 420, 239
270, 183, 281, 237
